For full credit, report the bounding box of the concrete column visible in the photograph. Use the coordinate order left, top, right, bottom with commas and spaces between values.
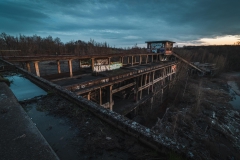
134, 77, 139, 102
151, 54, 153, 62
91, 58, 95, 71
121, 56, 124, 64
152, 71, 155, 92
131, 56, 133, 66
127, 56, 130, 64
68, 59, 73, 77
99, 88, 102, 105
57, 60, 61, 74
140, 75, 143, 100
79, 59, 82, 69
148, 73, 150, 94
139, 56, 142, 64
108, 57, 111, 65
33, 61, 40, 77
146, 55, 148, 64
87, 92, 91, 100
26, 62, 31, 72
107, 85, 113, 111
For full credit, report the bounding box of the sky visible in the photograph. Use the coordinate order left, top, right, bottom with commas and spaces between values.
1, 0, 240, 48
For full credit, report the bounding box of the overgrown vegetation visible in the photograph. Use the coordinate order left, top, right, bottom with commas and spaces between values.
175, 46, 240, 72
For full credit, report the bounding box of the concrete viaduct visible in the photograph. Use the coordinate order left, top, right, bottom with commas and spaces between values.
3, 52, 178, 115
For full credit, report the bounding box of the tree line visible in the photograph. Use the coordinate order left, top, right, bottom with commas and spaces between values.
0, 32, 146, 56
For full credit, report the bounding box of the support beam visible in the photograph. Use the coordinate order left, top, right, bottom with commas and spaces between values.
34, 61, 40, 77
79, 59, 82, 69
26, 62, 31, 72
148, 73, 150, 94
107, 85, 113, 111
134, 77, 139, 102
108, 57, 111, 65
68, 59, 73, 77
57, 60, 61, 74
127, 56, 130, 64
140, 75, 143, 99
87, 92, 91, 100
112, 82, 136, 94
99, 88, 102, 105
91, 58, 95, 71
131, 56, 133, 66
139, 56, 142, 64
152, 71, 155, 92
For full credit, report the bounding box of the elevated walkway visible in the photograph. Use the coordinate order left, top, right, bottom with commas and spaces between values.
0, 82, 59, 160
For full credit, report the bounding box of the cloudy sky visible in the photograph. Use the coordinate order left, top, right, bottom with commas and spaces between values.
1, 0, 240, 47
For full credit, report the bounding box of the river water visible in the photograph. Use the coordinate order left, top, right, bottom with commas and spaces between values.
5, 74, 47, 101
4, 74, 82, 159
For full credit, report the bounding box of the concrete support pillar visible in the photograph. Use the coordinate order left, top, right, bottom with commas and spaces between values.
108, 57, 111, 65
99, 88, 102, 105
121, 56, 124, 64
68, 59, 73, 77
131, 56, 133, 66
107, 85, 113, 111
91, 58, 95, 71
87, 92, 91, 100
127, 56, 130, 64
146, 55, 148, 64
148, 73, 150, 94
140, 75, 143, 100
134, 77, 139, 102
57, 60, 61, 74
161, 89, 163, 103
26, 62, 31, 72
152, 71, 155, 92
79, 59, 82, 69
119, 57, 122, 63
34, 61, 40, 77
150, 97, 153, 109
139, 56, 142, 64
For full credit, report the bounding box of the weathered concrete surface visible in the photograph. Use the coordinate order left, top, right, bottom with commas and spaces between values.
0, 82, 59, 160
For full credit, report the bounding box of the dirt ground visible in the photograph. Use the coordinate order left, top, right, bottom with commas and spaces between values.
151, 74, 240, 160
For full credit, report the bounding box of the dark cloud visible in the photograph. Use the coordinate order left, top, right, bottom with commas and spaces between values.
0, 0, 239, 47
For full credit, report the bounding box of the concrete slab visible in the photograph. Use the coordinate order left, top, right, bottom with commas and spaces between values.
0, 82, 59, 160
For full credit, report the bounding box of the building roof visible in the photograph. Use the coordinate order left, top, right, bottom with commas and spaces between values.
145, 40, 175, 43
